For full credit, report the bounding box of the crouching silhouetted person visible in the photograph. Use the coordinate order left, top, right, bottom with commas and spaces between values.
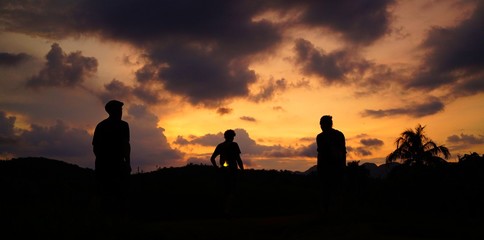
316, 115, 346, 214
92, 100, 131, 219
210, 129, 244, 216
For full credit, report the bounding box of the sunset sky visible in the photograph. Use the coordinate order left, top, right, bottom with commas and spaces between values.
1, 0, 483, 172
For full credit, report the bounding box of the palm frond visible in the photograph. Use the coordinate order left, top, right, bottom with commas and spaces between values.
387, 124, 451, 166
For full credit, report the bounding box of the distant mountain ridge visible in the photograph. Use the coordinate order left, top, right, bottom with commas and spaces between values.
360, 162, 400, 178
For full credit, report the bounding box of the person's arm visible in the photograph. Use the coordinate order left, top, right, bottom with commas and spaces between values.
339, 132, 347, 166
236, 154, 244, 170
125, 143, 131, 173
316, 134, 321, 155
210, 145, 220, 168
92, 124, 100, 157
124, 123, 132, 173
235, 143, 244, 170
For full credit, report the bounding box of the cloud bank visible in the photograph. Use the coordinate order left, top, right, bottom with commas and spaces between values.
0, 108, 183, 171
26, 43, 98, 88
0, 0, 397, 106
0, 52, 31, 67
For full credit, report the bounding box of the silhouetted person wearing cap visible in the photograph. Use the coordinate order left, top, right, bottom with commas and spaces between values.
92, 99, 131, 218
210, 129, 244, 215
316, 115, 346, 214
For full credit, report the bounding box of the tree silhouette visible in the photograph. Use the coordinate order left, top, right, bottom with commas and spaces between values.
458, 152, 484, 163
386, 124, 450, 166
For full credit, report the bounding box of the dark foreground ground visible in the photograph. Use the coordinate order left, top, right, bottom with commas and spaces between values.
1, 157, 483, 239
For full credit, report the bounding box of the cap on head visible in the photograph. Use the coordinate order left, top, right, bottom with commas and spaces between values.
105, 100, 124, 114
224, 129, 236, 139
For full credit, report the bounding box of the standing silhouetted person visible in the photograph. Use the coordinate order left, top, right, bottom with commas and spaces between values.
92, 99, 131, 217
316, 115, 346, 213
210, 129, 244, 215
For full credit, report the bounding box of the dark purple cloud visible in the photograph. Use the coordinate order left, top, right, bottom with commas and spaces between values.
189, 132, 224, 147
134, 64, 157, 83
0, 106, 184, 171
124, 104, 185, 169
347, 146, 372, 157
132, 85, 167, 105
346, 135, 384, 157
142, 44, 258, 106
20, 120, 92, 160
174, 128, 316, 159
278, 0, 396, 45
98, 79, 133, 103
0, 113, 93, 167
248, 78, 311, 103
0, 111, 17, 145
0, 0, 395, 45
447, 133, 484, 151
0, 0, 396, 105
174, 129, 319, 170
240, 116, 257, 122
82, 1, 280, 106
249, 79, 287, 102
360, 138, 384, 147
98, 79, 166, 105
26, 43, 98, 88
293, 38, 395, 89
0, 52, 31, 67
297, 142, 317, 158
406, 2, 484, 97
173, 136, 191, 145
216, 107, 233, 115
355, 64, 398, 96
293, 38, 398, 93
362, 97, 445, 118
447, 133, 484, 145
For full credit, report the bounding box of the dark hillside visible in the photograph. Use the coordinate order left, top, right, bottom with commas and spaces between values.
0, 158, 95, 237
0, 157, 95, 202
129, 165, 319, 220
1, 157, 483, 239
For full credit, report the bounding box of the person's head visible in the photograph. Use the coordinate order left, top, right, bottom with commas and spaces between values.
320, 115, 333, 131
105, 100, 124, 120
224, 129, 236, 142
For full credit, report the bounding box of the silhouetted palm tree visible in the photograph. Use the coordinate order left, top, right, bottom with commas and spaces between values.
386, 124, 450, 166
